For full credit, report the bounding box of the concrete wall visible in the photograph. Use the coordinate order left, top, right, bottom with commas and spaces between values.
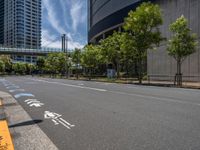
148, 0, 200, 81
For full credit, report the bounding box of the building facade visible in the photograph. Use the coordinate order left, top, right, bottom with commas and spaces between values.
0, 0, 4, 45
88, 0, 200, 81
88, 0, 143, 43
1, 0, 41, 49
148, 0, 200, 81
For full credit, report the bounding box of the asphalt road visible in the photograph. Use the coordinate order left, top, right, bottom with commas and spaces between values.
0, 76, 200, 150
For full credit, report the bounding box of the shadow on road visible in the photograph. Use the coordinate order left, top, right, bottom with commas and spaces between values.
9, 119, 43, 128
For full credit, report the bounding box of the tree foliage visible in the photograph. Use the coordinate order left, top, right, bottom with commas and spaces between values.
0, 60, 5, 73
100, 32, 125, 78
167, 15, 198, 62
124, 2, 164, 83
12, 62, 27, 74
44, 53, 67, 75
36, 56, 45, 73
0, 55, 12, 72
81, 45, 101, 69
71, 48, 81, 79
81, 45, 102, 79
167, 15, 198, 86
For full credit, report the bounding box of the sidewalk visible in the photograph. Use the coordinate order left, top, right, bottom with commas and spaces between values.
146, 80, 200, 89
0, 91, 58, 150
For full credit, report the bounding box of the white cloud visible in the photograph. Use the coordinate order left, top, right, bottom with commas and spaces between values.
60, 0, 70, 29
43, 0, 66, 34
42, 0, 86, 50
70, 0, 87, 31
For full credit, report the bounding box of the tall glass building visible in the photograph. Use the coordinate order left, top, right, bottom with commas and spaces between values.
0, 0, 4, 45
1, 0, 41, 49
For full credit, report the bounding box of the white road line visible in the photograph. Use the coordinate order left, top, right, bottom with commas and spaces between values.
78, 83, 84, 86
58, 120, 71, 129
60, 118, 75, 127
29, 78, 107, 92
110, 91, 200, 106
27, 78, 199, 106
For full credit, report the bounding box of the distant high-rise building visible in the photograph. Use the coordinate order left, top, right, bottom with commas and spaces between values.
0, 0, 41, 49
0, 0, 4, 45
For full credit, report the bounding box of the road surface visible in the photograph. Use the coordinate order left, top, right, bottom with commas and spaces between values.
0, 76, 200, 150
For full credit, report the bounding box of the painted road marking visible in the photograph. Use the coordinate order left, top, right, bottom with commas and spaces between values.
78, 83, 84, 86
3, 84, 13, 87
0, 121, 14, 150
14, 93, 35, 99
110, 91, 200, 106
9, 89, 25, 93
6, 85, 20, 89
30, 78, 107, 92
28, 78, 200, 107
44, 111, 75, 129
25, 99, 44, 107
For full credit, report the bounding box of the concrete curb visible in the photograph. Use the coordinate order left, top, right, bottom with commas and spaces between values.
0, 91, 58, 150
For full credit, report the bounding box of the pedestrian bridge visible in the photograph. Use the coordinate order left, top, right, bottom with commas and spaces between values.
0, 47, 62, 56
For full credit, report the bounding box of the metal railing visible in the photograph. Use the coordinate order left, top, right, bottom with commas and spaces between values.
148, 74, 200, 85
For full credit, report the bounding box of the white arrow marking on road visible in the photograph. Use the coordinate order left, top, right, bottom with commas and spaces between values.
29, 103, 44, 107
9, 89, 25, 93
25, 99, 44, 107
14, 93, 35, 99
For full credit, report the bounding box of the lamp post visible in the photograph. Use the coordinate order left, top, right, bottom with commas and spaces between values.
62, 34, 68, 78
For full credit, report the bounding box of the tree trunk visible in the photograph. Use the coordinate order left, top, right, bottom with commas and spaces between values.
138, 54, 142, 84
176, 58, 182, 86
76, 64, 79, 80
116, 62, 120, 79
89, 68, 92, 80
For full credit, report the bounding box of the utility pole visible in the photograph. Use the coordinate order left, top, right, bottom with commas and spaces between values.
62, 34, 68, 78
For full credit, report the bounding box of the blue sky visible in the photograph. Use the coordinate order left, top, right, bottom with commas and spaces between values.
42, 0, 87, 50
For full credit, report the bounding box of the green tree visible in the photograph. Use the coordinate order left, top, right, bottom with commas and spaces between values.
167, 15, 198, 86
124, 2, 164, 84
0, 55, 12, 73
36, 57, 45, 74
25, 63, 36, 75
12, 62, 27, 75
44, 53, 67, 77
120, 33, 138, 77
81, 45, 101, 80
0, 60, 5, 74
72, 48, 81, 79
100, 32, 125, 78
